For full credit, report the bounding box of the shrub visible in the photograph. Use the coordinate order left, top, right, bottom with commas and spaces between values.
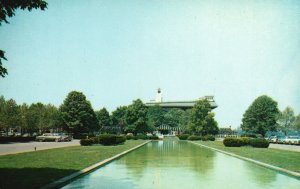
73, 133, 95, 139
240, 137, 251, 146
188, 135, 202, 141
241, 134, 257, 138
249, 138, 269, 148
99, 134, 126, 145
223, 137, 242, 147
80, 139, 94, 146
178, 134, 190, 140
115, 135, 126, 144
126, 135, 134, 140
202, 135, 215, 141
148, 135, 159, 140
137, 135, 148, 140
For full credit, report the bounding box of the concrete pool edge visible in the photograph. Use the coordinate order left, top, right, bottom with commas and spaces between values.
40, 140, 151, 189
189, 141, 300, 178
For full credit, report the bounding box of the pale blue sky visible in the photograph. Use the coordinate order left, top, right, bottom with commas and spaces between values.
0, 0, 300, 128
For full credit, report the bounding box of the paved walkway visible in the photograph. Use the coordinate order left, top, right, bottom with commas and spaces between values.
269, 143, 300, 152
0, 140, 80, 155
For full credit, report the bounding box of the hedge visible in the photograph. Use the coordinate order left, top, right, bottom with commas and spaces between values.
98, 134, 126, 145
148, 136, 159, 140
136, 135, 148, 140
80, 139, 94, 146
240, 137, 251, 146
223, 137, 242, 147
178, 134, 190, 140
73, 134, 96, 139
188, 135, 202, 141
249, 138, 269, 148
240, 134, 257, 138
201, 135, 215, 141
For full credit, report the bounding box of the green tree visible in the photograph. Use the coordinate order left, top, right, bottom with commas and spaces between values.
146, 105, 165, 128
27, 103, 45, 133
111, 106, 127, 132
0, 0, 48, 77
241, 95, 279, 137
164, 108, 185, 128
96, 107, 111, 129
0, 98, 20, 134
0, 96, 6, 130
189, 99, 218, 135
19, 103, 29, 134
277, 106, 295, 134
202, 112, 219, 135
293, 114, 300, 131
59, 91, 98, 135
124, 99, 150, 134
219, 127, 233, 135
43, 104, 60, 132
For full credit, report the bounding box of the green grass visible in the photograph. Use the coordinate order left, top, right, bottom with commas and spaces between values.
194, 141, 300, 173
0, 140, 147, 189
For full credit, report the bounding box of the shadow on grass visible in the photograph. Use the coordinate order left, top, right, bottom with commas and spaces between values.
0, 167, 77, 189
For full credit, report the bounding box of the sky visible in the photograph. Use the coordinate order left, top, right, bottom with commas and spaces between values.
0, 0, 300, 128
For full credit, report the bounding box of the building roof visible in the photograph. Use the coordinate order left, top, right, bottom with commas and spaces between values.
145, 96, 217, 110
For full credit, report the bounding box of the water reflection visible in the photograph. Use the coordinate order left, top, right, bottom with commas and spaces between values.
245, 162, 277, 186
62, 141, 300, 189
119, 141, 216, 179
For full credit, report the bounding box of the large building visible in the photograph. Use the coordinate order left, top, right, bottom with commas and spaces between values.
145, 88, 218, 110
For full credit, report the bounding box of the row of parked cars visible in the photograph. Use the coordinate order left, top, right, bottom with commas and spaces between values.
36, 133, 73, 142
267, 136, 300, 145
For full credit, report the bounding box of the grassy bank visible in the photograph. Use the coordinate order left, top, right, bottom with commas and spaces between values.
194, 141, 300, 173
0, 140, 147, 189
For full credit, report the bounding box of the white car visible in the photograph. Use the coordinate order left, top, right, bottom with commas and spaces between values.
268, 136, 278, 143
284, 136, 300, 145
36, 133, 72, 142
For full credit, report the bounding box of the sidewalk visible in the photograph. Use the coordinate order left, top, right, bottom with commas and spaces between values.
269, 143, 300, 152
0, 140, 80, 155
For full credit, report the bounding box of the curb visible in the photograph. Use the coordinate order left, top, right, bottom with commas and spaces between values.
189, 141, 300, 178
40, 140, 151, 189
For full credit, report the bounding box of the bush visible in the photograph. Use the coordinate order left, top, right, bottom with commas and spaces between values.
136, 135, 148, 140
99, 134, 126, 145
249, 138, 269, 148
223, 137, 242, 147
148, 135, 159, 140
80, 139, 94, 146
178, 134, 190, 140
241, 134, 257, 138
240, 137, 251, 146
126, 135, 134, 140
0, 136, 36, 143
188, 135, 202, 141
73, 133, 95, 139
201, 135, 215, 141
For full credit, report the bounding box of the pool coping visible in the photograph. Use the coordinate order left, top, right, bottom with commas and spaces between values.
40, 140, 151, 189
189, 141, 300, 178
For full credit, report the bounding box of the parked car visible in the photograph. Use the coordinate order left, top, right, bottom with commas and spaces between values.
268, 136, 278, 143
284, 136, 300, 145
276, 136, 287, 144
36, 133, 72, 142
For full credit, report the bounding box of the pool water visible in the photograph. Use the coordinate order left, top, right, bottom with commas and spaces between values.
62, 141, 299, 189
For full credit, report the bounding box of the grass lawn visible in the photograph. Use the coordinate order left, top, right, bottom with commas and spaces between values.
0, 140, 147, 189
194, 141, 300, 173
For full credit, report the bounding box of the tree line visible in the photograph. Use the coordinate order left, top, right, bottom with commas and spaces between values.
0, 91, 219, 136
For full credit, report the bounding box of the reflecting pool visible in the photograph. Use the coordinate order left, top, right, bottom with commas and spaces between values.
62, 141, 299, 189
